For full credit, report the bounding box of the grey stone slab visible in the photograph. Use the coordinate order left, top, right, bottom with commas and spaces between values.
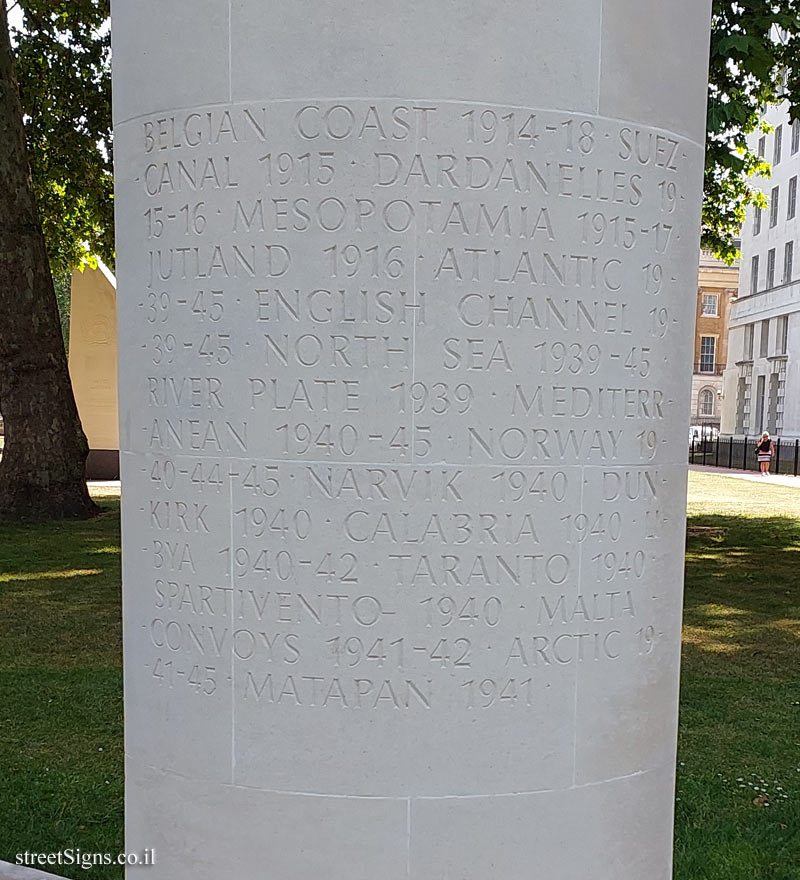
111, 0, 230, 124
230, 0, 602, 112
599, 0, 713, 141
409, 765, 676, 879
0, 862, 69, 880
126, 759, 408, 880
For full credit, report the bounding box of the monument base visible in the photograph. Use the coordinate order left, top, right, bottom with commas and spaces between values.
114, 0, 712, 876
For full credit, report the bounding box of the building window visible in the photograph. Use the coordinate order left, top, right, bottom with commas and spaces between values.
754, 206, 763, 235
777, 314, 789, 354
699, 389, 715, 417
766, 248, 776, 288
774, 125, 783, 165
700, 336, 716, 373
770, 186, 780, 226
760, 319, 770, 357
793, 119, 800, 154
751, 255, 759, 294
789, 177, 797, 219
785, 241, 794, 283
745, 323, 755, 360
759, 135, 767, 158
701, 293, 719, 316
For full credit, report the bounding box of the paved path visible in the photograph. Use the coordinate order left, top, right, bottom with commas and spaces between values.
690, 464, 800, 489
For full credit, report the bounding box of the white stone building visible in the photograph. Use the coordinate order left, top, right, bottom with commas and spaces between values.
721, 103, 800, 440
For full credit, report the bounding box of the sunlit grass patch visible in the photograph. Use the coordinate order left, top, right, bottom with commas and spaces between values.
687, 470, 800, 518
87, 545, 120, 556
0, 568, 103, 583
88, 485, 120, 501
682, 627, 743, 653
693, 603, 751, 617
0, 500, 123, 875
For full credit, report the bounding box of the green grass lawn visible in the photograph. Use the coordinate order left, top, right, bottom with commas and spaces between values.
0, 474, 798, 877
677, 471, 800, 879
0, 488, 123, 873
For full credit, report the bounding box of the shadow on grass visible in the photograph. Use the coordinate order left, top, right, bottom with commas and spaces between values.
683, 514, 800, 679
0, 500, 124, 878
0, 499, 122, 670
676, 511, 800, 880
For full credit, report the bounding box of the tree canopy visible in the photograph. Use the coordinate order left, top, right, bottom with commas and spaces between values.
706, 1, 800, 261
8, 0, 112, 275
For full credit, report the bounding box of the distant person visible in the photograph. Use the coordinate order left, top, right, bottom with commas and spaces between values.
756, 432, 774, 475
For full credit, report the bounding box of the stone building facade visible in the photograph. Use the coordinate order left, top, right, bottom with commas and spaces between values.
721, 102, 800, 441
691, 250, 739, 433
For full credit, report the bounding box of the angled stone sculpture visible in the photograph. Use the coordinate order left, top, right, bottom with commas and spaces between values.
113, 1, 712, 876
68, 262, 119, 479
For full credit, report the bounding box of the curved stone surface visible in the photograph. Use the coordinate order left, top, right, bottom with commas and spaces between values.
113, 2, 712, 876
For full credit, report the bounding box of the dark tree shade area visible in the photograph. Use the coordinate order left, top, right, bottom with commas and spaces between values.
0, 1, 96, 520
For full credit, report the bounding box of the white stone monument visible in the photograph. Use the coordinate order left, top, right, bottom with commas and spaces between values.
113, 2, 711, 876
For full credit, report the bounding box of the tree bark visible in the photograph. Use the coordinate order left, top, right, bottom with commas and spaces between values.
0, 4, 96, 521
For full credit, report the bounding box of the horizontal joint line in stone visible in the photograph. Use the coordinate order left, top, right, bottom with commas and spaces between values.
130, 757, 662, 801
222, 767, 658, 799
120, 451, 691, 470
114, 97, 704, 150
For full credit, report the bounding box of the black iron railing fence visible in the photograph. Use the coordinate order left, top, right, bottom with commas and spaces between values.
689, 436, 800, 476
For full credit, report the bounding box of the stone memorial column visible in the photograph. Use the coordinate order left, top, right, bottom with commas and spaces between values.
113, 2, 711, 877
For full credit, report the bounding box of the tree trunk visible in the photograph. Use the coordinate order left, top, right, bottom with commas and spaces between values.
0, 5, 96, 521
